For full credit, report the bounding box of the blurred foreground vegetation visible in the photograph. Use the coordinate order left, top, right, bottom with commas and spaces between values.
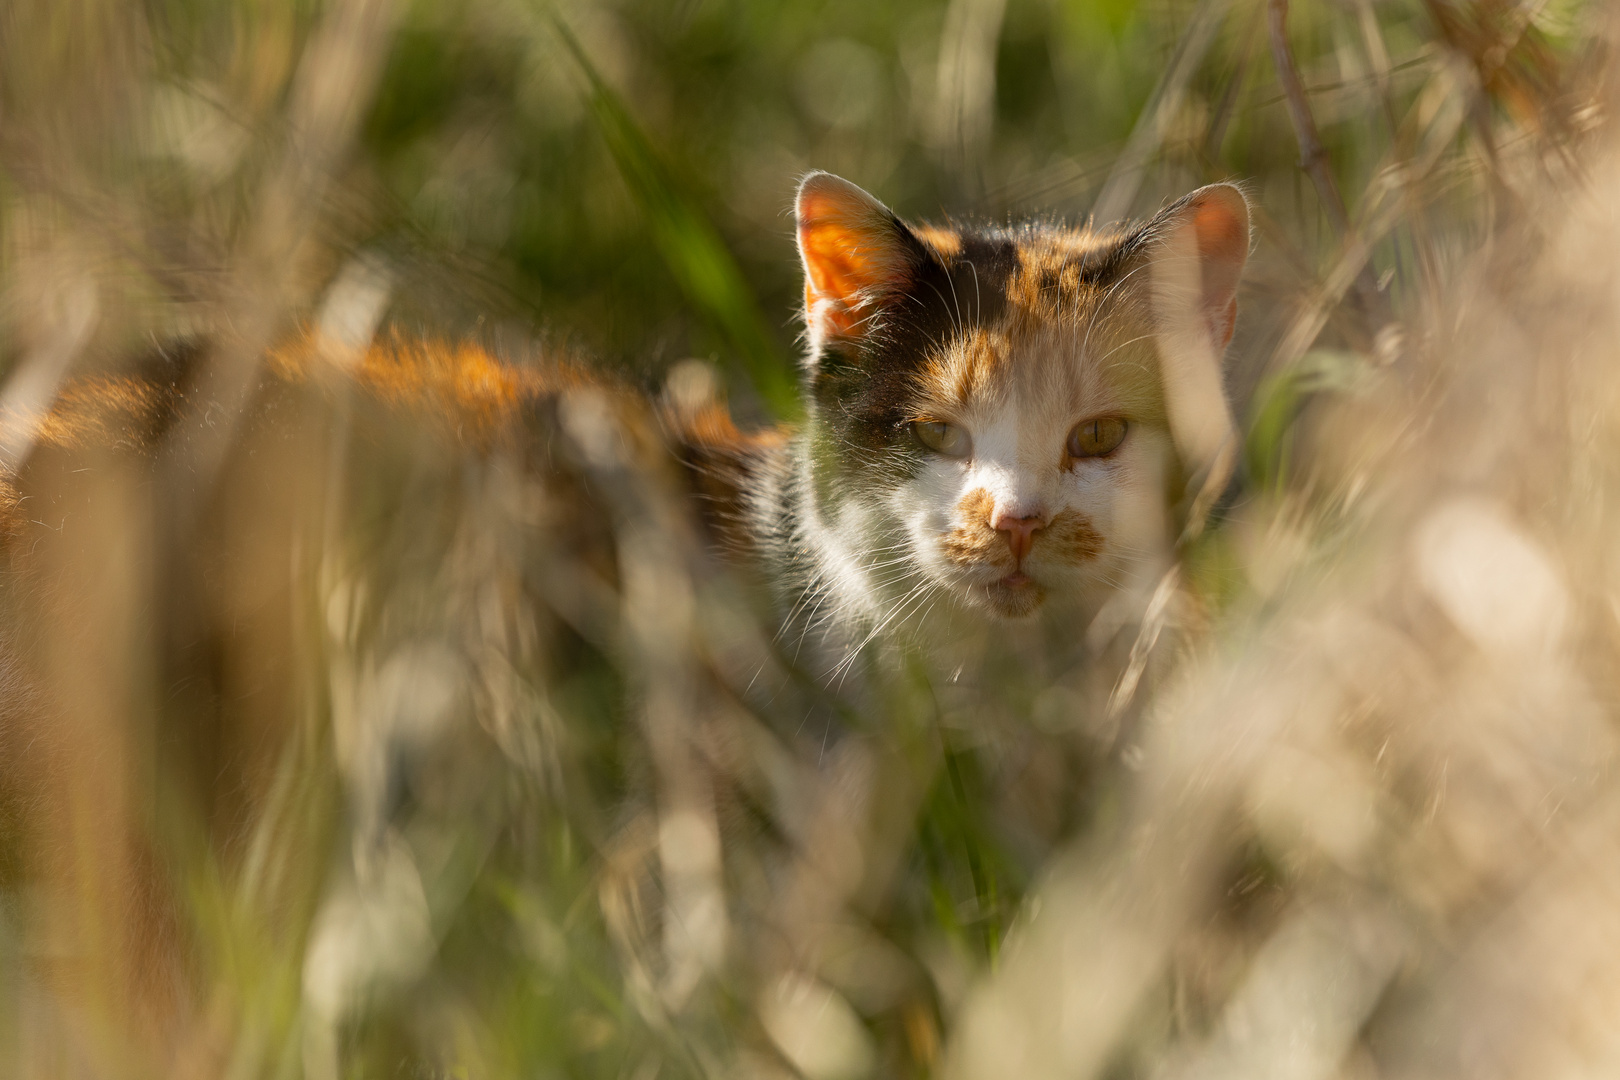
0, 1, 1615, 1079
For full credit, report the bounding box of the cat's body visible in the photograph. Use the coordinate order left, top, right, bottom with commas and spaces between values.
0, 172, 1248, 691
0, 173, 1248, 1072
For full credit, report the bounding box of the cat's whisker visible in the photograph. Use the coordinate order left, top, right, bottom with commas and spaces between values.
830, 577, 933, 667
921, 279, 965, 344
826, 577, 939, 687
944, 261, 968, 339
1079, 261, 1153, 368
1089, 332, 1158, 367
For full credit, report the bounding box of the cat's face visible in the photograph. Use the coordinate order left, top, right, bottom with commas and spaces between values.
796, 173, 1247, 622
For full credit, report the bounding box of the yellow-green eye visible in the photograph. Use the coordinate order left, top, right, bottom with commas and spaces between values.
912, 420, 971, 458
1067, 417, 1127, 458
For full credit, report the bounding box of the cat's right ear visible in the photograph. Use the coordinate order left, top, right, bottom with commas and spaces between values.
796, 172, 919, 348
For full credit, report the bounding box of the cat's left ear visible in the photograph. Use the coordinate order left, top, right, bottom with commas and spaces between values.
1140, 183, 1250, 350
796, 172, 926, 349
1136, 184, 1250, 499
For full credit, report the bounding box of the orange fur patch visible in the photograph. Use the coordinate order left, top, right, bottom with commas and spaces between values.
911, 224, 963, 260
941, 489, 1102, 572
941, 488, 1011, 571
270, 328, 591, 445
797, 175, 912, 337
919, 329, 1006, 410
0, 331, 591, 465
672, 396, 790, 458
0, 376, 171, 453
1042, 509, 1103, 565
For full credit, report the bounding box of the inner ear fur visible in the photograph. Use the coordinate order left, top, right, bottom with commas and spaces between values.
1130, 183, 1251, 503
796, 172, 929, 345
1140, 183, 1251, 349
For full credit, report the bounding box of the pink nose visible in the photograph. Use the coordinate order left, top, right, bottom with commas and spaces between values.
993, 512, 1044, 563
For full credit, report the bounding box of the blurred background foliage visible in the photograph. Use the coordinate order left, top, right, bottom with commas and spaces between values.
8, 0, 1591, 414
0, 0, 1611, 1079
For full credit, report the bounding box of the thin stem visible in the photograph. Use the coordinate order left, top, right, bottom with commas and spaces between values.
1267, 0, 1351, 236
1268, 0, 1389, 338
1092, 0, 1233, 224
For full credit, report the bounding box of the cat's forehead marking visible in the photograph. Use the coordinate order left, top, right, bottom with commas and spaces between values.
911, 307, 1144, 420
900, 222, 1150, 416
919, 327, 1005, 409
1005, 228, 1131, 318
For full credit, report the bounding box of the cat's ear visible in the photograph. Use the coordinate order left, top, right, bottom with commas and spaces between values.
1135, 184, 1251, 506
796, 172, 921, 346
1140, 183, 1250, 350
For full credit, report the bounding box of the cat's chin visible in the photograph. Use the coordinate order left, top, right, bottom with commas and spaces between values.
974, 574, 1047, 620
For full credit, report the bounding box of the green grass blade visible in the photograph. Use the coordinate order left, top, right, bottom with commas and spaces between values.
553, 17, 800, 419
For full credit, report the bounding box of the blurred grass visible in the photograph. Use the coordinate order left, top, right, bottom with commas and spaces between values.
552, 15, 800, 416
0, 1, 1614, 1079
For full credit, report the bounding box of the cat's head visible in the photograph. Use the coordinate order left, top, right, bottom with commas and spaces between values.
794, 172, 1248, 621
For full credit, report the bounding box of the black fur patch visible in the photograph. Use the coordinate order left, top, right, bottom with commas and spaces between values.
810, 220, 1021, 456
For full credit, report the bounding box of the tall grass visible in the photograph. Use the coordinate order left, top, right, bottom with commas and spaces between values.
0, 1, 1615, 1078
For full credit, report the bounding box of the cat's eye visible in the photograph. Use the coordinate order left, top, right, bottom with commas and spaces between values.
1067, 417, 1127, 458
912, 420, 971, 458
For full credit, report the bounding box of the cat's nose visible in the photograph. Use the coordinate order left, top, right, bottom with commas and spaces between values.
992, 512, 1044, 563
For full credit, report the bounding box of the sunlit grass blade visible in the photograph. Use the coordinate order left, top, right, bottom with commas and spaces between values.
552, 17, 799, 419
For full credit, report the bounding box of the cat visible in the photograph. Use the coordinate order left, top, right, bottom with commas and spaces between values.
686, 172, 1249, 681
0, 172, 1250, 1073
0, 170, 1249, 678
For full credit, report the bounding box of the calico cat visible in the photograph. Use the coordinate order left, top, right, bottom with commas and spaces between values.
0, 173, 1249, 1073
689, 172, 1249, 676
0, 171, 1249, 696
